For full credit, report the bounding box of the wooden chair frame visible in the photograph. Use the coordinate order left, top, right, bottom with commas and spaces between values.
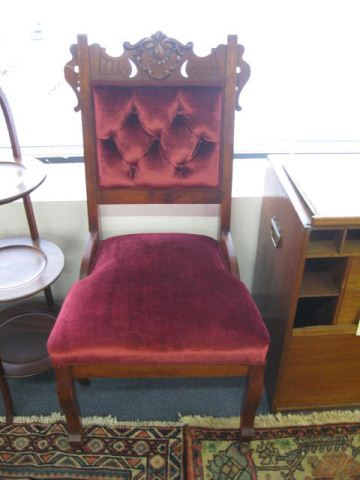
57, 32, 265, 448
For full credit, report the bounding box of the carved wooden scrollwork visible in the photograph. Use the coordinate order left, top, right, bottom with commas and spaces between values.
235, 45, 250, 111
98, 49, 132, 78
64, 44, 80, 112
64, 34, 249, 111
123, 31, 194, 80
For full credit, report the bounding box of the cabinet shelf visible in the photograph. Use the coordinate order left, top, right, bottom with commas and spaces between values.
343, 229, 360, 254
294, 297, 339, 328
307, 230, 344, 257
300, 271, 340, 297
307, 241, 339, 257
300, 257, 347, 298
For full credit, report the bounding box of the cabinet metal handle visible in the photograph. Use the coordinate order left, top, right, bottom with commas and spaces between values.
270, 216, 282, 248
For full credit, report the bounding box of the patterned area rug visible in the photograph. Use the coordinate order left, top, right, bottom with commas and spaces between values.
1, 413, 360, 480
186, 423, 360, 479
0, 421, 183, 479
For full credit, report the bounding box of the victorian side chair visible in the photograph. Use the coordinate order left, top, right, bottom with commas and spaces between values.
47, 32, 270, 449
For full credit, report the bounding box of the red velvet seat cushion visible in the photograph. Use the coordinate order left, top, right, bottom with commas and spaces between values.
93, 86, 222, 188
47, 234, 269, 366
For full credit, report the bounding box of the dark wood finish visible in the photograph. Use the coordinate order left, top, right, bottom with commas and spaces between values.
79, 231, 99, 279
253, 155, 360, 411
71, 364, 248, 379
0, 159, 46, 206
240, 365, 265, 440
82, 33, 248, 95
220, 231, 240, 278
23, 194, 39, 240
96, 187, 223, 205
58, 33, 264, 449
220, 35, 239, 233
252, 162, 307, 406
77, 34, 100, 234
0, 301, 60, 377
0, 86, 21, 160
0, 237, 64, 302
0, 360, 13, 423
0, 88, 64, 415
55, 368, 83, 450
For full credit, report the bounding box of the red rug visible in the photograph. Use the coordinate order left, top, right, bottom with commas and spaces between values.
0, 421, 183, 479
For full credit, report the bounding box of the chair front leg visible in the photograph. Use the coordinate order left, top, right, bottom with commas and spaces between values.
0, 361, 13, 423
55, 367, 83, 449
240, 364, 265, 441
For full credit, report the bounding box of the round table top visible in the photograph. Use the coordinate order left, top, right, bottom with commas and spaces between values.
0, 157, 46, 205
0, 237, 65, 302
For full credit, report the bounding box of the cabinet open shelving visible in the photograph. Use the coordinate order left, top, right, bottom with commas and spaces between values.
294, 296, 339, 328
299, 257, 347, 298
307, 229, 344, 257
307, 228, 360, 257
343, 229, 360, 254
296, 255, 348, 328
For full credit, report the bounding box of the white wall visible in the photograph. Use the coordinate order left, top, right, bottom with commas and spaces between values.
0, 159, 266, 299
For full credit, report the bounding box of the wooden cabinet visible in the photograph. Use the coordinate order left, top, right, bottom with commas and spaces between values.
253, 154, 360, 411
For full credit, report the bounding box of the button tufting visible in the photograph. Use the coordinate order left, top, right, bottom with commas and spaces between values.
173, 112, 188, 122
175, 165, 188, 177
128, 164, 137, 179
95, 85, 221, 187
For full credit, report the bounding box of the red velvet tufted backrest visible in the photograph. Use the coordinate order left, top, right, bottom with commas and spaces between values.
64, 33, 250, 231
93, 86, 222, 188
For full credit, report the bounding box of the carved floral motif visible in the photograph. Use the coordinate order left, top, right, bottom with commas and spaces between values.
64, 34, 250, 113
123, 31, 193, 80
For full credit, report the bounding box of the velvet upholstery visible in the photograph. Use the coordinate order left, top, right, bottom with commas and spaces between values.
48, 234, 269, 366
93, 86, 222, 188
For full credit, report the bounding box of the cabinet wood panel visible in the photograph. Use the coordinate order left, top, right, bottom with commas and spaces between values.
336, 257, 360, 324
253, 164, 307, 403
275, 326, 360, 410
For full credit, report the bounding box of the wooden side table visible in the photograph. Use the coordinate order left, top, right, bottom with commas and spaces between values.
0, 87, 64, 422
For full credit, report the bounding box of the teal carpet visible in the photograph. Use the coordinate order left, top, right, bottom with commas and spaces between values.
1, 371, 269, 419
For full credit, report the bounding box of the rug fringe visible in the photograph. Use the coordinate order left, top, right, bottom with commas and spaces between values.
180, 409, 360, 428
0, 413, 182, 427
1, 410, 359, 428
